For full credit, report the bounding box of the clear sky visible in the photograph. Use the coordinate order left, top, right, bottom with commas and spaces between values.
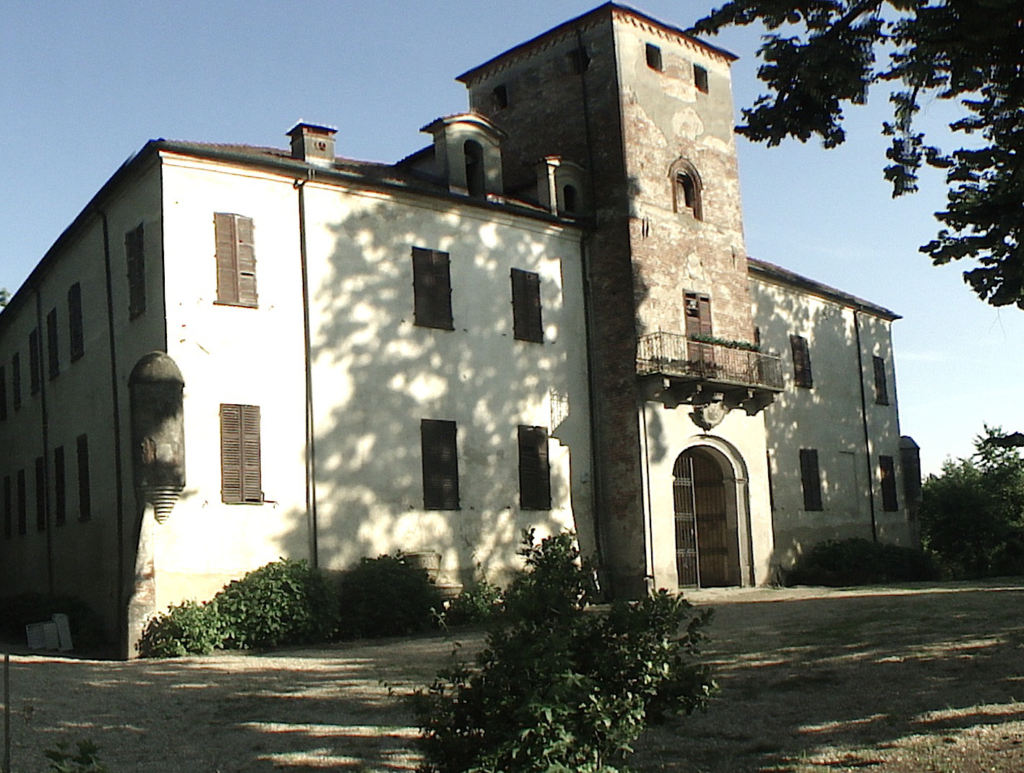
2, 1, 1021, 475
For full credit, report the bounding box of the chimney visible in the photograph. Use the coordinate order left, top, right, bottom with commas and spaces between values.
287, 122, 337, 167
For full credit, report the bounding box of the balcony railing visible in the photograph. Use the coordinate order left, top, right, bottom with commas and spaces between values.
637, 332, 784, 391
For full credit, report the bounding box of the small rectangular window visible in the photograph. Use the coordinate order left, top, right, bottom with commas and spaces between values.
221, 403, 262, 503
493, 84, 509, 110
518, 425, 551, 510
880, 455, 899, 511
29, 328, 41, 395
566, 47, 589, 75
645, 43, 663, 71
126, 223, 146, 319
12, 353, 21, 411
35, 456, 46, 531
17, 469, 26, 535
421, 419, 460, 510
68, 283, 85, 362
799, 448, 823, 511
47, 307, 60, 380
412, 247, 454, 330
693, 64, 709, 93
215, 213, 258, 308
3, 475, 11, 539
77, 434, 91, 521
54, 446, 66, 526
873, 356, 889, 405
511, 268, 543, 343
790, 334, 813, 388
0, 365, 7, 421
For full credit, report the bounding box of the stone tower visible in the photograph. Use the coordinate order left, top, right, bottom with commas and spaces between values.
459, 4, 776, 597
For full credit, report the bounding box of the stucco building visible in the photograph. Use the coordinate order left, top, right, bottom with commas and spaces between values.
0, 3, 916, 655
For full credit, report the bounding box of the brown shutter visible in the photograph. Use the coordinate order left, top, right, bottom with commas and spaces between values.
880, 456, 899, 511
68, 283, 84, 361
421, 419, 459, 509
790, 335, 813, 388
413, 248, 453, 330
518, 425, 551, 510
235, 216, 258, 307
873, 356, 889, 405
215, 213, 239, 305
221, 404, 243, 503
240, 404, 262, 502
512, 269, 543, 343
799, 448, 823, 511
126, 224, 146, 318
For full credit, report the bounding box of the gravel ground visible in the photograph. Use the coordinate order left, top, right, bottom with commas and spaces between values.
3, 581, 1024, 772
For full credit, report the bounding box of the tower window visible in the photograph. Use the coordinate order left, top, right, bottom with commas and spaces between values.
645, 43, 663, 71
492, 84, 509, 110
671, 160, 704, 221
694, 64, 709, 93
566, 47, 590, 75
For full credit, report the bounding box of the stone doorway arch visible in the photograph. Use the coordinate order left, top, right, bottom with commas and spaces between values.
672, 446, 745, 588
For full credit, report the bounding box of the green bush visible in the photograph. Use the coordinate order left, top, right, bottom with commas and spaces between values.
337, 554, 443, 639
443, 576, 503, 627
44, 739, 108, 773
412, 530, 715, 773
218, 558, 340, 649
785, 537, 939, 587
137, 599, 223, 658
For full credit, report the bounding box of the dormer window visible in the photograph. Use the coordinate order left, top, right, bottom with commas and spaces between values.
562, 185, 579, 214
465, 140, 485, 198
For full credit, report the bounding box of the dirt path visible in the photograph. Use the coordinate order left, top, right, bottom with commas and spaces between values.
3, 581, 1024, 772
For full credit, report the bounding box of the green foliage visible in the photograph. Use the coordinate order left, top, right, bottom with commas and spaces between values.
0, 288, 9, 308
337, 554, 443, 639
412, 530, 715, 773
920, 426, 1024, 578
692, 1, 1024, 308
217, 558, 339, 649
688, 332, 761, 352
785, 537, 939, 587
0, 593, 105, 649
443, 577, 503, 627
137, 599, 224, 658
44, 739, 108, 773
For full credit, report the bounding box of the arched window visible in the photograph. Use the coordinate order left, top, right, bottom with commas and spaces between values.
562, 184, 578, 214
465, 140, 485, 198
670, 159, 703, 221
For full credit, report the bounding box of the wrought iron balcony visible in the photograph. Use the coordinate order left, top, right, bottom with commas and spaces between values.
637, 332, 783, 418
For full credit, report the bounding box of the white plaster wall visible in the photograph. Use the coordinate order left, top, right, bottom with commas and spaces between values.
751, 276, 911, 568
301, 183, 591, 586
158, 156, 309, 608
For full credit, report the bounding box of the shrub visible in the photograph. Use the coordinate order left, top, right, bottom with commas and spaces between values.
785, 537, 939, 587
44, 739, 108, 773
137, 599, 223, 658
337, 554, 443, 639
412, 530, 715, 773
443, 577, 503, 627
217, 558, 340, 649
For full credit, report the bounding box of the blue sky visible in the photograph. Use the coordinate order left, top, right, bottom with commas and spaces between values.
2, 1, 1021, 475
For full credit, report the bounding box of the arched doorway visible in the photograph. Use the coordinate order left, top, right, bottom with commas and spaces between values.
672, 447, 742, 588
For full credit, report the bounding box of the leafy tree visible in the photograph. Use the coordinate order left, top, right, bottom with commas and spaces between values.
0, 288, 9, 308
920, 426, 1024, 577
412, 531, 715, 773
692, 0, 1024, 308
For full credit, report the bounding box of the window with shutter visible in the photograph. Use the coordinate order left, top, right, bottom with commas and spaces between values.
0, 366, 7, 421
68, 283, 84, 362
799, 448, 823, 511
880, 455, 899, 511
790, 335, 814, 388
873, 356, 889, 405
3, 475, 11, 539
54, 446, 66, 526
694, 63, 709, 93
126, 223, 146, 319
214, 214, 258, 308
421, 419, 460, 510
29, 329, 41, 395
34, 456, 45, 531
412, 247, 454, 330
511, 268, 543, 343
12, 353, 21, 411
17, 469, 26, 535
76, 434, 91, 521
47, 308, 59, 380
220, 403, 262, 503
518, 425, 551, 510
